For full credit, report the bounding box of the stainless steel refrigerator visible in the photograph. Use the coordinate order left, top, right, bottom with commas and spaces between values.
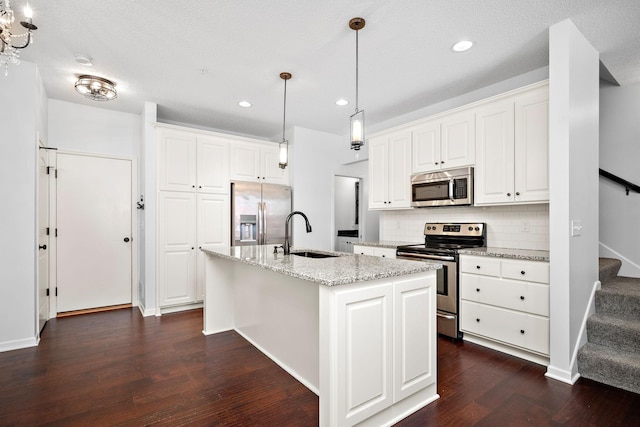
231, 181, 292, 246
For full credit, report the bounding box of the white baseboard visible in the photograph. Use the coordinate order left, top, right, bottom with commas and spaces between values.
0, 336, 38, 353
545, 365, 580, 385
137, 303, 156, 317
568, 279, 601, 379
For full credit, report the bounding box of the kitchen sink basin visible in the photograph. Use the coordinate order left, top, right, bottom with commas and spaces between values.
291, 251, 339, 259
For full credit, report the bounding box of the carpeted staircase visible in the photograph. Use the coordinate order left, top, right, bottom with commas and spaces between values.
577, 258, 640, 394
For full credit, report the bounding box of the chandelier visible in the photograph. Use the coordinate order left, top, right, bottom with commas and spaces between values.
74, 75, 118, 101
0, 0, 37, 76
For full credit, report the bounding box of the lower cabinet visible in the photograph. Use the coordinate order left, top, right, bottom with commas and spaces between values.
330, 275, 436, 425
459, 255, 550, 362
353, 245, 397, 259
158, 191, 229, 310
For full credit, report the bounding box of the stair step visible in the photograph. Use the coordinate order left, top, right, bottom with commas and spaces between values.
595, 276, 640, 321
599, 257, 622, 283
577, 343, 640, 394
587, 313, 640, 354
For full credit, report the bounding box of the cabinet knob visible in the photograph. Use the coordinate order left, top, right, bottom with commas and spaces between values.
191, 247, 195, 250
516, 192, 520, 196
360, 252, 364, 255
441, 160, 445, 164
507, 192, 511, 197
521, 270, 526, 275
123, 237, 130, 242
435, 162, 439, 165
382, 254, 386, 257
520, 295, 525, 300
199, 185, 202, 189
192, 185, 196, 188
476, 288, 480, 292
476, 265, 481, 269
520, 329, 525, 334
476, 318, 480, 323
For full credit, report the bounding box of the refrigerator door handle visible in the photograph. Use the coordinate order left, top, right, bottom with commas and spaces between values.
262, 202, 267, 244
257, 202, 263, 245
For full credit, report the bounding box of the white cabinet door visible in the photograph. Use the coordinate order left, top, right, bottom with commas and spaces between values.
158, 130, 197, 192
261, 144, 289, 185
412, 120, 441, 173
197, 136, 229, 193
393, 276, 436, 402
440, 110, 475, 169
514, 86, 549, 203
336, 283, 394, 426
196, 194, 229, 301
368, 136, 390, 209
158, 192, 197, 307
474, 100, 515, 205
388, 131, 412, 208
230, 142, 261, 182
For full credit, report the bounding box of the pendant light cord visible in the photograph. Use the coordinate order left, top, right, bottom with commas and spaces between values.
355, 29, 359, 113
282, 77, 287, 141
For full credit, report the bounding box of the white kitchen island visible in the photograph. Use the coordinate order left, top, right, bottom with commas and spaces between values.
201, 245, 440, 426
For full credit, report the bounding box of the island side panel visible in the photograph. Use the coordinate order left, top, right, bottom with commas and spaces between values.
231, 261, 320, 394
203, 253, 236, 334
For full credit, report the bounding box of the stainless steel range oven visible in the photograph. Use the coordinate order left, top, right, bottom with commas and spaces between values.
396, 222, 486, 339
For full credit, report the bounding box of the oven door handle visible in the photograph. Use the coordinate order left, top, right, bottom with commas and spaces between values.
437, 312, 456, 320
396, 252, 455, 262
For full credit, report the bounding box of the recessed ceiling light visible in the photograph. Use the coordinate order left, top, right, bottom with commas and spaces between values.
452, 40, 473, 52
74, 54, 93, 66
238, 101, 252, 108
336, 99, 349, 106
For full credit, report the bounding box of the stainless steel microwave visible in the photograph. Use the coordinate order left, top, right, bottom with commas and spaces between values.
411, 167, 474, 207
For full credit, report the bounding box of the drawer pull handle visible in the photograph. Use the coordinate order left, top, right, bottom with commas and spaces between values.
520, 329, 525, 334
381, 254, 386, 257
521, 270, 526, 275
476, 318, 480, 323
476, 265, 481, 269
476, 288, 480, 292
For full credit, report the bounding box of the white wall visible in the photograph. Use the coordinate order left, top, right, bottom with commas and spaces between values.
0, 61, 46, 351
141, 102, 158, 315
334, 176, 359, 230
547, 19, 600, 384
599, 81, 640, 277
381, 204, 549, 250
334, 161, 380, 243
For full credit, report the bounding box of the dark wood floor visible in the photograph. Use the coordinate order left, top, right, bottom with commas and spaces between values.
1, 309, 639, 426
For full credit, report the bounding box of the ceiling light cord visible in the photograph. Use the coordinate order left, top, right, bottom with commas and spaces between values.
355, 28, 359, 114
282, 76, 287, 142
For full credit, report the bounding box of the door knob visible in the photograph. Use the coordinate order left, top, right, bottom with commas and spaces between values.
39, 244, 47, 250
124, 237, 130, 242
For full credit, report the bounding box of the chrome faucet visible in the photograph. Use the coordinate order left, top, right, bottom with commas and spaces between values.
283, 211, 312, 255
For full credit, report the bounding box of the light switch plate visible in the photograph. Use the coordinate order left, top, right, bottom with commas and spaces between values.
571, 220, 583, 237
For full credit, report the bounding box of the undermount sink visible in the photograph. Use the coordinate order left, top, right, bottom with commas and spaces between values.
291, 251, 339, 259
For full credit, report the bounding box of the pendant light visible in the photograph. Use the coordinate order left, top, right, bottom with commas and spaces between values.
349, 17, 365, 150
279, 72, 291, 169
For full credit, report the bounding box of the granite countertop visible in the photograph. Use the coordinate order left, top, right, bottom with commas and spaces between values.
458, 247, 550, 262
201, 245, 441, 287
352, 241, 421, 249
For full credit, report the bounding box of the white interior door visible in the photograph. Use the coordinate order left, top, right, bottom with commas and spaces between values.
56, 153, 133, 313
38, 144, 50, 332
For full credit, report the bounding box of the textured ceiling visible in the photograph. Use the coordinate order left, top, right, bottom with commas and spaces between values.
14, 0, 640, 140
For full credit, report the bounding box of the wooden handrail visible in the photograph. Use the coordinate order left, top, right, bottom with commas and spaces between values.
599, 169, 640, 196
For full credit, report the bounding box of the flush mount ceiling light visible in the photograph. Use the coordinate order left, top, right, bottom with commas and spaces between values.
452, 40, 473, 52
349, 17, 365, 151
0, 0, 38, 76
278, 72, 291, 169
74, 75, 117, 101
336, 99, 349, 106
238, 100, 252, 108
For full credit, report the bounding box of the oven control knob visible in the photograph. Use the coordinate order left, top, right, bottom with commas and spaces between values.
475, 227, 480, 231
468, 226, 473, 231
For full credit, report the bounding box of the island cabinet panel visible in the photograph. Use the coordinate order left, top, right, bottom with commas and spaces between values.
459, 255, 550, 364
393, 277, 436, 402
336, 284, 394, 425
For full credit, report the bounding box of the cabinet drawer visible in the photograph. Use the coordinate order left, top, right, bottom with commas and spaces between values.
460, 256, 500, 277
501, 259, 549, 284
461, 301, 549, 355
460, 274, 549, 316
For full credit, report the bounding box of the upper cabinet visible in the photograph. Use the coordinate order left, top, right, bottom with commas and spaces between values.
158, 128, 229, 194
230, 142, 289, 185
369, 130, 412, 210
412, 110, 475, 173
475, 83, 549, 205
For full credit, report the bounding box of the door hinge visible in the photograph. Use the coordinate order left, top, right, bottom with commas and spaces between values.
55, 287, 58, 296
55, 169, 58, 179
55, 228, 58, 237
46, 288, 49, 296
46, 227, 50, 235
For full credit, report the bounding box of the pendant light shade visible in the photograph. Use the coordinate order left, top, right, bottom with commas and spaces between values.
349, 17, 366, 151
279, 72, 291, 169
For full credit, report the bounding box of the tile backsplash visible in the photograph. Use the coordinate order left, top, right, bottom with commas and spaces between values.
380, 203, 549, 251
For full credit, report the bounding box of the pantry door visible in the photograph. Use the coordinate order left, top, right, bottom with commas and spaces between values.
56, 152, 133, 313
